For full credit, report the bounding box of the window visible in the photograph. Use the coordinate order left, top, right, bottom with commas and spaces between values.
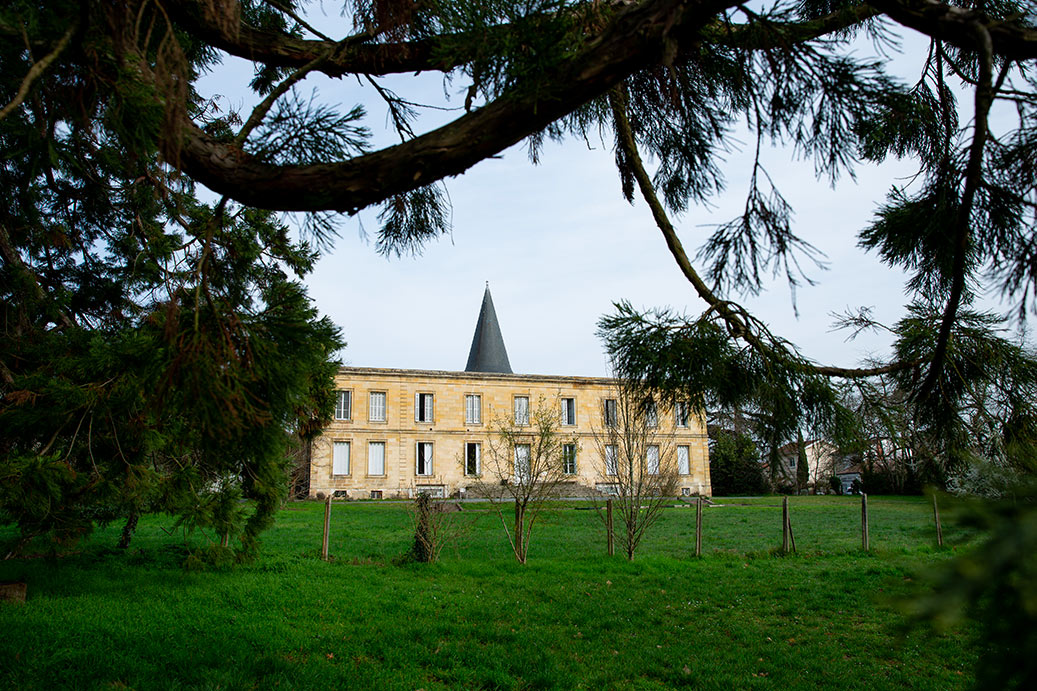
334, 390, 352, 421
678, 446, 690, 475
646, 445, 660, 475
465, 394, 481, 424
605, 444, 618, 476
415, 442, 433, 476
562, 444, 577, 475
645, 399, 658, 428
368, 442, 385, 476
514, 396, 530, 426
514, 444, 531, 481
415, 393, 434, 423
674, 401, 689, 428
788, 456, 797, 469
369, 392, 386, 422
603, 399, 618, 428
332, 441, 350, 476
561, 397, 576, 426
465, 442, 481, 476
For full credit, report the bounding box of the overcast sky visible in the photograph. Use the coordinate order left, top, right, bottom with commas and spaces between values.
198, 11, 1012, 379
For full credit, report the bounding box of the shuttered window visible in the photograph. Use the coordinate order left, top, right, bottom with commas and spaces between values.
646, 445, 660, 475
562, 444, 577, 475
416, 442, 433, 475
334, 391, 352, 421
561, 398, 576, 426
368, 442, 385, 476
514, 396, 529, 426
514, 444, 531, 481
332, 441, 350, 475
465, 395, 481, 424
465, 442, 481, 476
369, 392, 386, 422
678, 446, 690, 475
415, 393, 434, 423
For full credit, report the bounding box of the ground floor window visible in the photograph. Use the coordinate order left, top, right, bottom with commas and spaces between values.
416, 442, 433, 476
562, 443, 577, 475
368, 441, 386, 476
465, 442, 481, 476
514, 444, 531, 481
332, 441, 350, 476
678, 446, 690, 475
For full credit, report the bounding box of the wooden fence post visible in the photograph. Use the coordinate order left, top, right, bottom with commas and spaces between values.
932, 493, 944, 548
861, 493, 870, 552
779, 495, 788, 556
695, 497, 703, 557
321, 495, 331, 561
606, 498, 615, 556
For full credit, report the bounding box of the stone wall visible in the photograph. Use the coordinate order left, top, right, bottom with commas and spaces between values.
310, 367, 711, 498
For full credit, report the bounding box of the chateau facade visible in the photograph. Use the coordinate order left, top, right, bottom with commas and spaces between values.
309, 287, 711, 498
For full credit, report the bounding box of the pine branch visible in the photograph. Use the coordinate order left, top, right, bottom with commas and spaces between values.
169, 0, 743, 212
919, 25, 1006, 397
870, 0, 1037, 60
0, 22, 77, 124
607, 87, 915, 380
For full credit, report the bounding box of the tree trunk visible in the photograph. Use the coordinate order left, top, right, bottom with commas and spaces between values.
514, 500, 525, 564
117, 510, 139, 549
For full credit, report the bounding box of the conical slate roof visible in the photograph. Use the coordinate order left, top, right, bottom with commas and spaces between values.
465, 284, 512, 373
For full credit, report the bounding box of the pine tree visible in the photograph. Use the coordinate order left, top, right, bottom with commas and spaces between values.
3, 4, 1037, 658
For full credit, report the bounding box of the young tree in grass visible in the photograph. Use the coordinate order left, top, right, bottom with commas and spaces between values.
477, 396, 576, 564
592, 386, 679, 560
796, 430, 810, 493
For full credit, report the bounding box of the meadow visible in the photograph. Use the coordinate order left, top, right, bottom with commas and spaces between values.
0, 496, 980, 689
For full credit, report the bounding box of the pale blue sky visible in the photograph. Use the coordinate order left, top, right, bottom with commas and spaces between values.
197, 10, 1011, 378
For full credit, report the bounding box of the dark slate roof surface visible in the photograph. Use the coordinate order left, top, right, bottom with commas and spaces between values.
465, 284, 513, 373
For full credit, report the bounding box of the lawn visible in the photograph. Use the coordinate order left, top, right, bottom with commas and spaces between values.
0, 496, 979, 689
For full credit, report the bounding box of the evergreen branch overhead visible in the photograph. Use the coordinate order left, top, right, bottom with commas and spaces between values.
607, 86, 917, 380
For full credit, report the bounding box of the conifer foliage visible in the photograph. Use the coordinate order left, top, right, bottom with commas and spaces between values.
1, 0, 1036, 590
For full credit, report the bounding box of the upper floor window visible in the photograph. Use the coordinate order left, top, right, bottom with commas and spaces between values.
369, 391, 386, 422
334, 390, 352, 421
603, 399, 618, 428
561, 397, 576, 426
415, 393, 434, 423
514, 396, 530, 426
674, 401, 690, 428
332, 441, 350, 475
465, 394, 482, 425
644, 399, 658, 428
562, 443, 577, 475
465, 442, 481, 476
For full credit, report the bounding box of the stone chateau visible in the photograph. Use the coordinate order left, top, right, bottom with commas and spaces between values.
309, 286, 711, 499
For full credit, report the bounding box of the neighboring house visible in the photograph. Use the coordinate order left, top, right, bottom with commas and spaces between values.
776, 438, 843, 491
309, 286, 711, 499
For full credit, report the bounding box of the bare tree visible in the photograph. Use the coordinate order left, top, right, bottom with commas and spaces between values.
408, 494, 471, 564
474, 396, 577, 564
592, 386, 679, 560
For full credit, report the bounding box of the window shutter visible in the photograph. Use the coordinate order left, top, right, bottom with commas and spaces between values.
333, 441, 350, 475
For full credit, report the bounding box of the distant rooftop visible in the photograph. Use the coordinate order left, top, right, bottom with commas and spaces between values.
465, 283, 513, 374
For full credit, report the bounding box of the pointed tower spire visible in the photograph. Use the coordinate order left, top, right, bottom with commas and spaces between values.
465, 283, 513, 373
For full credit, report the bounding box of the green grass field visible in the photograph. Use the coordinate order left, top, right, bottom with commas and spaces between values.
1, 496, 980, 689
